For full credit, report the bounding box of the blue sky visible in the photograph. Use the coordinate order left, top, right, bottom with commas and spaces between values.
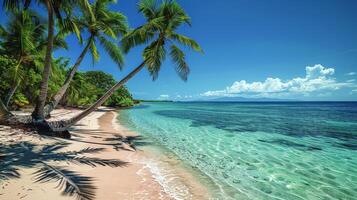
1, 0, 357, 101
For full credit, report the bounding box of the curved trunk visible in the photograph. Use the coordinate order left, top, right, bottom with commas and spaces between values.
44, 36, 93, 117
32, 0, 54, 122
52, 61, 146, 131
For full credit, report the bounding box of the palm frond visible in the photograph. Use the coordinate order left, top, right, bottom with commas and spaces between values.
170, 45, 189, 81
76, 0, 95, 21
2, 0, 21, 11
33, 163, 96, 200
138, 0, 159, 20
53, 34, 68, 50
89, 39, 99, 65
96, 22, 117, 38
105, 12, 129, 36
98, 36, 124, 69
159, 0, 191, 27
59, 17, 82, 42
170, 33, 203, 53
121, 16, 165, 53
143, 39, 166, 80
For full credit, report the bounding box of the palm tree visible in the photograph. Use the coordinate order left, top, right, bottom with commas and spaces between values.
54, 0, 202, 130
3, 0, 93, 122
0, 10, 69, 109
44, 0, 128, 117
0, 10, 45, 107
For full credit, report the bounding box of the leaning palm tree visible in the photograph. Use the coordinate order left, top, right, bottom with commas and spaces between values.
44, 0, 128, 117
3, 0, 93, 122
54, 0, 202, 130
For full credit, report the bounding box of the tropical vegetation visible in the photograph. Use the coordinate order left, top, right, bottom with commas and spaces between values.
0, 0, 201, 199
0, 0, 201, 131
0, 55, 134, 110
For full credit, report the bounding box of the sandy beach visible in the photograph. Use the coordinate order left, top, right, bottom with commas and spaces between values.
0, 108, 209, 200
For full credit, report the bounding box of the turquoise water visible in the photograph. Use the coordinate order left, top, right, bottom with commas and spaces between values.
119, 102, 357, 200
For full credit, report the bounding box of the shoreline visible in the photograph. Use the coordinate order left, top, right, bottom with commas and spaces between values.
0, 108, 210, 200
111, 110, 211, 199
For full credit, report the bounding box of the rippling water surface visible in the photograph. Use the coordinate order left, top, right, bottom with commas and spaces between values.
119, 102, 357, 199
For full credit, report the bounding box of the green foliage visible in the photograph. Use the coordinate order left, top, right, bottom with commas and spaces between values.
59, 70, 134, 108
0, 55, 134, 109
82, 71, 134, 107
13, 93, 29, 108
121, 0, 202, 81
106, 89, 135, 107
0, 55, 17, 97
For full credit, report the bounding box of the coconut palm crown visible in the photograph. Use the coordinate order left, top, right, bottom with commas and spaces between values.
122, 0, 203, 81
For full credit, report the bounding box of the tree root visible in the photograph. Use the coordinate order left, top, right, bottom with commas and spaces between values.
0, 115, 71, 139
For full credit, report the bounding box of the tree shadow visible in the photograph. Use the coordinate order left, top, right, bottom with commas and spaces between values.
104, 135, 151, 151
69, 133, 151, 152
0, 141, 127, 200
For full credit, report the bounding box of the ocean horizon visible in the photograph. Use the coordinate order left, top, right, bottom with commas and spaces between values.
120, 101, 357, 199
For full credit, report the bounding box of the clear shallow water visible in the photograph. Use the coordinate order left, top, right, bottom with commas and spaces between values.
119, 102, 357, 200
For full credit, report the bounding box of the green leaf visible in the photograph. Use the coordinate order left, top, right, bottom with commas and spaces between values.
138, 0, 159, 20
170, 45, 189, 81
170, 33, 203, 53
98, 36, 124, 69
143, 39, 166, 80
89, 39, 99, 64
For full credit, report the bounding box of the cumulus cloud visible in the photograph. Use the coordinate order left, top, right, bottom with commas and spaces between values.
202, 64, 354, 97
346, 72, 356, 76
158, 94, 170, 100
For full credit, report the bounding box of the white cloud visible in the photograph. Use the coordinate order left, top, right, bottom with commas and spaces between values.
347, 79, 355, 83
158, 94, 170, 100
174, 94, 195, 100
202, 64, 354, 97
346, 72, 356, 76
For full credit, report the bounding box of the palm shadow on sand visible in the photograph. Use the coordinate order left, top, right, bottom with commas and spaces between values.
68, 129, 152, 152
0, 140, 127, 200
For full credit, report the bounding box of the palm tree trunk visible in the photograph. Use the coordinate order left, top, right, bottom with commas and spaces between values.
32, 0, 54, 122
5, 80, 19, 107
54, 61, 146, 131
44, 36, 93, 117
